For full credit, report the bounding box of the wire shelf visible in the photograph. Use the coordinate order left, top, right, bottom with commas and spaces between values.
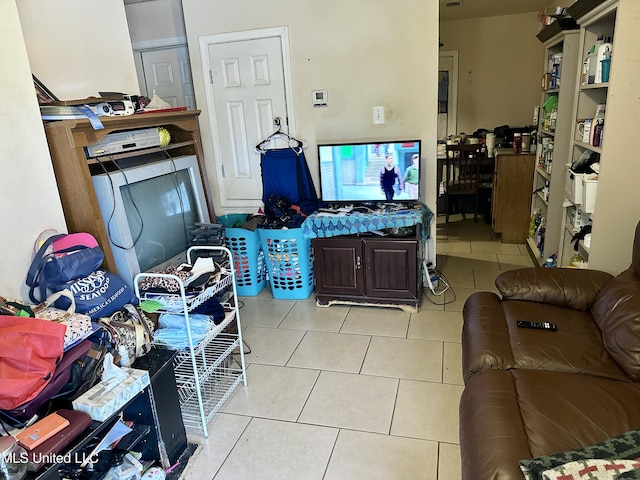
180, 369, 244, 431
137, 271, 232, 312
133, 246, 247, 438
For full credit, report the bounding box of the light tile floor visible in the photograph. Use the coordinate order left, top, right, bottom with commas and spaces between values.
182, 215, 535, 479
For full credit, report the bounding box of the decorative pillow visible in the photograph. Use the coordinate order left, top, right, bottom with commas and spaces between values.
520, 429, 640, 480
541, 459, 640, 480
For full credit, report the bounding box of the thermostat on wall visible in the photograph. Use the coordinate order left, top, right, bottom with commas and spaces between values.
312, 90, 328, 107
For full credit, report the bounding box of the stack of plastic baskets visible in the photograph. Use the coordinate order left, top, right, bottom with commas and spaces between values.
257, 228, 314, 300
217, 214, 266, 296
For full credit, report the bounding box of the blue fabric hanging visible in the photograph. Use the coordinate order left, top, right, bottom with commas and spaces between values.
260, 148, 319, 215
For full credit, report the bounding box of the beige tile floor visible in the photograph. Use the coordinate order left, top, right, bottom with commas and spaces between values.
182, 215, 535, 480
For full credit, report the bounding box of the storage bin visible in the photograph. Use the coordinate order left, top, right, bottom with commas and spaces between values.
581, 175, 598, 214
565, 168, 583, 205
258, 228, 314, 300
218, 214, 266, 296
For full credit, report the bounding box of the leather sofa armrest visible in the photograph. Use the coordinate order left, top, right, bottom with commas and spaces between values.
495, 268, 613, 311
462, 292, 515, 382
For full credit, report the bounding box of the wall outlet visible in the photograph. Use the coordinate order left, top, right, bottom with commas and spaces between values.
373, 106, 384, 124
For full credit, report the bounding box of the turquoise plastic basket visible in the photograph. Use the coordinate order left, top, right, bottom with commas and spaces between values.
257, 228, 314, 300
218, 215, 266, 296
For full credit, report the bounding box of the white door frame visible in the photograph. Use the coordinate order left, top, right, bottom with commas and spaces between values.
199, 27, 296, 209
438, 50, 459, 138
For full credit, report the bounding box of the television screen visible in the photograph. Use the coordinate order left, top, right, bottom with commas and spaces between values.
318, 140, 421, 204
92, 155, 210, 287
121, 169, 199, 272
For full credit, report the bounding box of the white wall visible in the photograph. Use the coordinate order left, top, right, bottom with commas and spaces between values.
17, 0, 139, 99
440, 12, 544, 134
0, 0, 141, 300
0, 0, 67, 299
125, 0, 186, 45
181, 0, 440, 262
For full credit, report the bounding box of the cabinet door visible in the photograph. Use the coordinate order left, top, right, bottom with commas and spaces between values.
312, 238, 364, 296
364, 239, 418, 299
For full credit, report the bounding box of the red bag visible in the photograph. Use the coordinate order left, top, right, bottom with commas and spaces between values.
0, 315, 66, 410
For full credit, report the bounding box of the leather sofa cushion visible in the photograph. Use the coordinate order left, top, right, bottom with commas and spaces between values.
462, 292, 627, 382
496, 268, 613, 311
592, 268, 640, 381
460, 369, 640, 480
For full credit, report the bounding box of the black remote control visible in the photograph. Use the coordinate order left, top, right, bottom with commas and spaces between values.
516, 320, 557, 331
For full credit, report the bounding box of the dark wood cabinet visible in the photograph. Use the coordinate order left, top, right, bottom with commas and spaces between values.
491, 150, 536, 243
312, 230, 422, 312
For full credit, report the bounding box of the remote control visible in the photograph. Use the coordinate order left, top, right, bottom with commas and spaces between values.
516, 320, 557, 331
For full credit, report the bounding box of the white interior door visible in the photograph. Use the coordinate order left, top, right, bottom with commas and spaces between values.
139, 46, 195, 109
202, 30, 291, 208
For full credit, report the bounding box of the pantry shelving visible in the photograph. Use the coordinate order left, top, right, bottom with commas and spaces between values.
529, 29, 580, 265
558, 1, 617, 267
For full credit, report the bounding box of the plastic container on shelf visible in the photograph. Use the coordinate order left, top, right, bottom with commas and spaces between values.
581, 175, 598, 213
565, 168, 584, 205
218, 214, 266, 297
257, 227, 314, 300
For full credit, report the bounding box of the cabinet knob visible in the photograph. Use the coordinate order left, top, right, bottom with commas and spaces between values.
356, 256, 361, 269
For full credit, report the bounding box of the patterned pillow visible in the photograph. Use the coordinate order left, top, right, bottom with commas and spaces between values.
520, 430, 640, 480
541, 459, 640, 480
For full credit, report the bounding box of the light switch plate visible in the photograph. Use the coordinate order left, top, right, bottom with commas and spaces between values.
373, 106, 384, 124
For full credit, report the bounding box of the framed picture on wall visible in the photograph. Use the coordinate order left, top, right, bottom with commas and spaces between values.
33, 75, 58, 104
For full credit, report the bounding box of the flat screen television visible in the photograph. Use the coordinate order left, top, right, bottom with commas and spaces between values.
317, 140, 421, 204
92, 155, 211, 288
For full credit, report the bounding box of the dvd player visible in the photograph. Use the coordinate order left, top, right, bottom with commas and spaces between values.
84, 127, 161, 157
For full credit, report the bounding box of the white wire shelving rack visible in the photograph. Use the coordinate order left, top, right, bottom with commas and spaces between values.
134, 246, 247, 438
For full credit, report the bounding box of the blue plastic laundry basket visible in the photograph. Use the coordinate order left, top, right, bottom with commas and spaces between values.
257, 228, 314, 300
218, 215, 266, 296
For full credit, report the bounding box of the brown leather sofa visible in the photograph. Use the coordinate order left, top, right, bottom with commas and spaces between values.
459, 222, 640, 479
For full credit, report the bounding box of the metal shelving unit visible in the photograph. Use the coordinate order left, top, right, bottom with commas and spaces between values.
134, 246, 247, 438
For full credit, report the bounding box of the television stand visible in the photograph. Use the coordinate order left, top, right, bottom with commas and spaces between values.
302, 205, 432, 313
42, 110, 213, 276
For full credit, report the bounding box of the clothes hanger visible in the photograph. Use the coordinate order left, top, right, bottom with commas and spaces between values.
255, 117, 306, 153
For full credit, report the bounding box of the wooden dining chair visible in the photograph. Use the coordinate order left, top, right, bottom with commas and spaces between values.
440, 143, 487, 223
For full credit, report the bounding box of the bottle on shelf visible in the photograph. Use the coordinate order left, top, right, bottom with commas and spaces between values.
536, 216, 546, 252
529, 208, 541, 239
545, 143, 554, 174
587, 36, 605, 84
595, 36, 612, 83
513, 133, 522, 154
531, 130, 538, 156
549, 108, 557, 131
582, 44, 596, 85
544, 253, 557, 268
600, 48, 612, 83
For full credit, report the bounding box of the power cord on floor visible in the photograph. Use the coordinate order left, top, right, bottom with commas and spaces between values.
422, 262, 457, 306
